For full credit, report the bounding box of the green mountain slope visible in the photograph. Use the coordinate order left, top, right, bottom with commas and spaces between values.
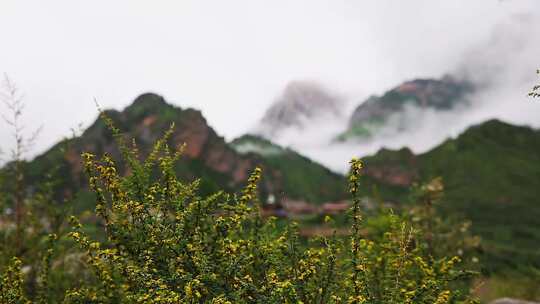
231, 134, 346, 204
363, 119, 540, 270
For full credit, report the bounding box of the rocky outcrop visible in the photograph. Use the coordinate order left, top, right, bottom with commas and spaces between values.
22, 93, 268, 203
76, 93, 263, 185
340, 75, 473, 141
363, 148, 419, 187
350, 75, 473, 127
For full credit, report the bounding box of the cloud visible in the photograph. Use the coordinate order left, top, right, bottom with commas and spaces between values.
0, 0, 539, 165
265, 10, 540, 173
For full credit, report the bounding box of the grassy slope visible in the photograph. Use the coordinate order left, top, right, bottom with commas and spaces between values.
231, 135, 347, 204
364, 119, 540, 271
420, 120, 540, 270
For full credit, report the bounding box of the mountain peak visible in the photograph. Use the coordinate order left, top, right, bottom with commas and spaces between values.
133, 92, 166, 105
256, 80, 342, 138
339, 75, 474, 141
125, 93, 170, 113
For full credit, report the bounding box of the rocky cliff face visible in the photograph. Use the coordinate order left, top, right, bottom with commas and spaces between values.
71, 93, 260, 184
22, 93, 273, 207
256, 81, 343, 138
339, 75, 474, 141
362, 148, 419, 187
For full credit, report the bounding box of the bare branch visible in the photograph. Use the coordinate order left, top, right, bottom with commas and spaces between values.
1, 74, 41, 162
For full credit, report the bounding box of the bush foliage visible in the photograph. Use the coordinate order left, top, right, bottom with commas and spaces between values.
0, 114, 477, 303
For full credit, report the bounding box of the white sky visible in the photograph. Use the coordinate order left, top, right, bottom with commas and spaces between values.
0, 0, 539, 160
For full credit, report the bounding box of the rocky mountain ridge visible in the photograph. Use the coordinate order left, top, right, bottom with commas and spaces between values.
20, 93, 347, 212
338, 75, 474, 141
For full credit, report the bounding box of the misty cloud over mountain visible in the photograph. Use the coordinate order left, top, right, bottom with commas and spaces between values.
1, 1, 539, 170
254, 81, 344, 139
252, 13, 540, 173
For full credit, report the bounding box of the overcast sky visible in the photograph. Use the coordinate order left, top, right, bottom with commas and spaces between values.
1, 0, 539, 160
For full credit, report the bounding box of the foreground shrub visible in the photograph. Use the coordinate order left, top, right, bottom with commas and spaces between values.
55, 116, 476, 303
0, 112, 477, 303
